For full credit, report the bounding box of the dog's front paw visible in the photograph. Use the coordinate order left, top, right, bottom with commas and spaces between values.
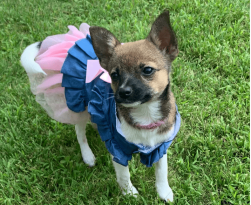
121, 184, 139, 198
156, 182, 174, 202
80, 144, 96, 167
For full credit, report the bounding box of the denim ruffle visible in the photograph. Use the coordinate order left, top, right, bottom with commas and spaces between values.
61, 35, 98, 112
86, 78, 132, 165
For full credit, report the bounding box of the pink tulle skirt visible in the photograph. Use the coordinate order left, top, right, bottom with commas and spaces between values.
29, 23, 91, 124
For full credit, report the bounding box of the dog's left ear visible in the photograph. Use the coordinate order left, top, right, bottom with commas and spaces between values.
90, 26, 121, 70
147, 11, 178, 61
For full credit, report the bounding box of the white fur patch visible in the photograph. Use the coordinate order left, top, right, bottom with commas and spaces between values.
155, 154, 173, 202
119, 100, 174, 147
75, 113, 96, 167
130, 100, 162, 125
120, 119, 174, 147
20, 42, 46, 75
112, 158, 138, 197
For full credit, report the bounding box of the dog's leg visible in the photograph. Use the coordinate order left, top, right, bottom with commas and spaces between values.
75, 120, 96, 167
155, 154, 174, 202
112, 159, 138, 197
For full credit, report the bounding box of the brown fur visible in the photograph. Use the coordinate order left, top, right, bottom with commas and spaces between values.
158, 85, 176, 134
116, 105, 134, 126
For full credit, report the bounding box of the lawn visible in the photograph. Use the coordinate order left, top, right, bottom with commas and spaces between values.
0, 0, 249, 204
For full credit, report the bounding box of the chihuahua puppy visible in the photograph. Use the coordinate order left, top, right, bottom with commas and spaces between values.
21, 11, 179, 202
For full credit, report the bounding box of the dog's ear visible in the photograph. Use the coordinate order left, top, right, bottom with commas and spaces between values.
147, 11, 178, 61
90, 26, 120, 69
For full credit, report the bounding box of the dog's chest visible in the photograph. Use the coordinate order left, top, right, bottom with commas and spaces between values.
130, 101, 162, 125
119, 101, 174, 147
120, 121, 174, 147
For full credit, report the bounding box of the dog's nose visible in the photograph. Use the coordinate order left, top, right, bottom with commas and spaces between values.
118, 86, 132, 99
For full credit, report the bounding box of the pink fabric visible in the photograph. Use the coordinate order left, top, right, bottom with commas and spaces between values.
31, 24, 91, 124
37, 42, 74, 60
37, 23, 90, 56
36, 74, 63, 93
86, 60, 111, 83
100, 72, 111, 83
85, 44, 125, 83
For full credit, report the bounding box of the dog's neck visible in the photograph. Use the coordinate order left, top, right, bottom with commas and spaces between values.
116, 83, 176, 135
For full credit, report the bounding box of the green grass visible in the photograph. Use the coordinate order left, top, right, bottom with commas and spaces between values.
0, 0, 249, 204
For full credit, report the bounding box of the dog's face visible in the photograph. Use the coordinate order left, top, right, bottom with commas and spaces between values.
90, 11, 178, 107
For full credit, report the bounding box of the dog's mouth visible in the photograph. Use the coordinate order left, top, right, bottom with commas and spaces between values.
120, 101, 141, 107
115, 93, 152, 107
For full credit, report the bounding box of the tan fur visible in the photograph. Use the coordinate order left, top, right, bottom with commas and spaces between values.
166, 92, 176, 125
149, 69, 168, 93
115, 40, 163, 66
110, 83, 116, 91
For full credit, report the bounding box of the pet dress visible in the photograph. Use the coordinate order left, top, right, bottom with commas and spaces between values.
30, 24, 181, 167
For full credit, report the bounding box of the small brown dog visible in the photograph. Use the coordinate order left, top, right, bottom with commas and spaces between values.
21, 11, 180, 202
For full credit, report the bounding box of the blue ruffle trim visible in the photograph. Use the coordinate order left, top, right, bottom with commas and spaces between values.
86, 79, 132, 165
61, 35, 98, 112
140, 140, 173, 167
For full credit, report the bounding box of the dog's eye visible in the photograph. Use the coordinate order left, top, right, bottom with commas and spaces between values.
111, 72, 119, 81
142, 67, 154, 75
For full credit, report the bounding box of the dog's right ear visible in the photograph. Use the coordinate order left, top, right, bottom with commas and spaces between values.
147, 11, 178, 61
90, 26, 120, 70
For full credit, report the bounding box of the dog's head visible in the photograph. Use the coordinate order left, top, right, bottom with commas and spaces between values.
90, 11, 178, 107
